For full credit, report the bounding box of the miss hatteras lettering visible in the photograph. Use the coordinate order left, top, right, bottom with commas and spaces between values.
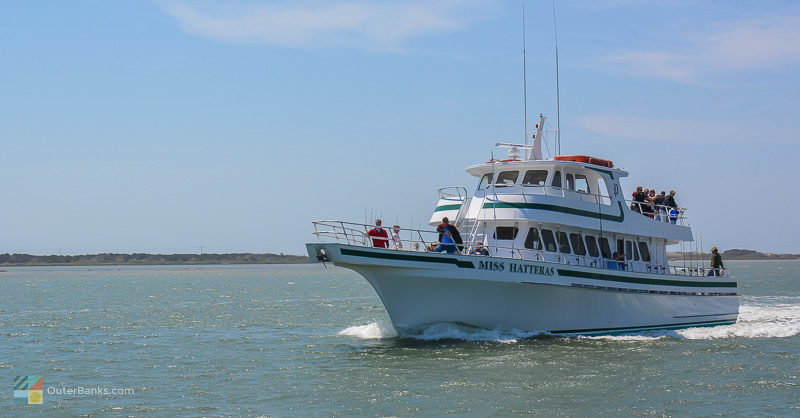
478, 260, 554, 275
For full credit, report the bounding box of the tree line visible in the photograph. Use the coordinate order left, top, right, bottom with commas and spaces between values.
0, 253, 310, 266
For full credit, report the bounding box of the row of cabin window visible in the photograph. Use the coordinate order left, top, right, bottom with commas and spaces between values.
478, 170, 592, 194
494, 226, 652, 262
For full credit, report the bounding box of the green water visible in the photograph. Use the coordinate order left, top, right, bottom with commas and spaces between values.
2, 261, 798, 415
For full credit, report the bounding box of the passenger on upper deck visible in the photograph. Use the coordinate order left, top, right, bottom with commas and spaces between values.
367, 219, 389, 248
664, 190, 678, 209
654, 191, 667, 221
643, 189, 656, 218
631, 186, 646, 213
669, 208, 679, 224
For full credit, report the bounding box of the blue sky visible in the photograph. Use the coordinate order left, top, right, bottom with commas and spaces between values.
2, 0, 798, 255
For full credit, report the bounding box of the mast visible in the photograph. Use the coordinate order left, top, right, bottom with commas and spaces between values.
552, 0, 561, 155
522, 2, 528, 156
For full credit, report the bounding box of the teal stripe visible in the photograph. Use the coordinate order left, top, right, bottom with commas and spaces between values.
587, 166, 615, 179
557, 268, 737, 288
434, 204, 462, 212
550, 319, 736, 335
483, 201, 625, 222
340, 248, 475, 269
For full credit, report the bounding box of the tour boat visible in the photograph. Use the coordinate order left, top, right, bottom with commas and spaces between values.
306, 116, 738, 336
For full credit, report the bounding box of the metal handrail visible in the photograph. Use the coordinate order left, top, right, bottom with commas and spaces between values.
481, 184, 688, 224
626, 200, 687, 224
312, 220, 729, 278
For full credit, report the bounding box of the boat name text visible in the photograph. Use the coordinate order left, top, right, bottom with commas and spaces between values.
478, 261, 555, 275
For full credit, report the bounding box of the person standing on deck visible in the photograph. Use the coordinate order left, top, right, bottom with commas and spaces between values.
367, 219, 389, 248
654, 191, 667, 221
391, 225, 403, 249
435, 217, 460, 254
709, 247, 724, 276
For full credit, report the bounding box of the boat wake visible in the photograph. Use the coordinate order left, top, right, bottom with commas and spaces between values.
338, 303, 800, 343
338, 321, 542, 343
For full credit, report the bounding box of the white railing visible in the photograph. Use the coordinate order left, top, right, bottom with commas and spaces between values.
480, 184, 688, 224
311, 220, 728, 278
626, 200, 687, 225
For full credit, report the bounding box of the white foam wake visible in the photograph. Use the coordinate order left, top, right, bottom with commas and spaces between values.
338, 322, 397, 339
337, 303, 800, 343
675, 303, 800, 339
588, 303, 800, 341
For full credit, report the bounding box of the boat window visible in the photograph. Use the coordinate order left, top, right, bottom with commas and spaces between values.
569, 233, 586, 255
599, 237, 612, 258
585, 235, 600, 257
557, 231, 571, 254
566, 173, 575, 190
494, 227, 519, 240
633, 241, 640, 261
524, 227, 542, 250
638, 242, 651, 262
522, 170, 548, 186
541, 229, 557, 252
625, 240, 633, 260
551, 171, 562, 188
574, 174, 591, 194
477, 173, 493, 190
597, 178, 611, 205
495, 171, 519, 187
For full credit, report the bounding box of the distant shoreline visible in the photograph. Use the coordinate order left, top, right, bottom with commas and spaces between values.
0, 253, 310, 267
1, 249, 796, 267
667, 249, 799, 261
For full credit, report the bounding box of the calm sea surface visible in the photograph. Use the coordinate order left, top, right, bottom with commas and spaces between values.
2, 261, 798, 416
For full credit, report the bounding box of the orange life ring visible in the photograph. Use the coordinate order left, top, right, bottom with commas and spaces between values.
554, 155, 613, 168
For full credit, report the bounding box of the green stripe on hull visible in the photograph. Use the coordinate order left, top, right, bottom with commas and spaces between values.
557, 268, 737, 288
434, 204, 462, 212
483, 201, 625, 222
550, 319, 736, 336
340, 248, 475, 268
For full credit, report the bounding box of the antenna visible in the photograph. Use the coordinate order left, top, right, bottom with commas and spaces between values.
522, 1, 528, 152
551, 0, 561, 155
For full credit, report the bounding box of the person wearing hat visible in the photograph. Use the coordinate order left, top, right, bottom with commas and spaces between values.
391, 225, 403, 249
708, 247, 724, 276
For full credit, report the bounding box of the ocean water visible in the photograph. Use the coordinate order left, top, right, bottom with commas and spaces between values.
1, 261, 798, 416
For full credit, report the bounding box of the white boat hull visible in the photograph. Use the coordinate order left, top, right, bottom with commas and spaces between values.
307, 244, 739, 335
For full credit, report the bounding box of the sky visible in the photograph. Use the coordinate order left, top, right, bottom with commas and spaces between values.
1, 0, 799, 255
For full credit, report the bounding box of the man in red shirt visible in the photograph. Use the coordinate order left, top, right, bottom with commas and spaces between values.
367, 219, 389, 248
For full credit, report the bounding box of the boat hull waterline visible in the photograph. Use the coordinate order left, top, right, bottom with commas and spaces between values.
308, 243, 739, 336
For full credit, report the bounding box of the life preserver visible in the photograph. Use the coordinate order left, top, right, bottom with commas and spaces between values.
554, 155, 613, 168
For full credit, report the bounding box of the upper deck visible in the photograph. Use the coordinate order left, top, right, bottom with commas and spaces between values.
431, 158, 692, 243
